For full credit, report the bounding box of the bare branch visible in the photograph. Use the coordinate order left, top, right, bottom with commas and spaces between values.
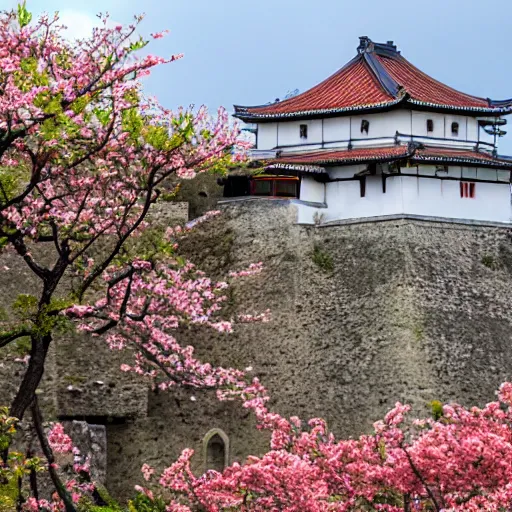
0, 328, 31, 349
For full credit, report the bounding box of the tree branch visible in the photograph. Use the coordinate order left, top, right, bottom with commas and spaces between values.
31, 397, 76, 512
402, 446, 441, 512
0, 328, 31, 349
0, 228, 50, 281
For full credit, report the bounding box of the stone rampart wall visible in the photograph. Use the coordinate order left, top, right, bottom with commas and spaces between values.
2, 198, 512, 500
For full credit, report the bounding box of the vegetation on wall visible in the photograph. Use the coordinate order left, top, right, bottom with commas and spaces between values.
312, 243, 334, 272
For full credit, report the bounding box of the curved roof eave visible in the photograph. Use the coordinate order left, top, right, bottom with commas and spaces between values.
233, 97, 406, 122
233, 100, 511, 123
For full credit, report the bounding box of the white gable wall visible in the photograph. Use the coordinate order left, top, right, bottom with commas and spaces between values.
467, 118, 479, 141
445, 114, 468, 140
350, 110, 411, 140
323, 117, 350, 142
411, 111, 444, 138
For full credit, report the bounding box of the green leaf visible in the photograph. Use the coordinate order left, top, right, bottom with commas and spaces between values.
12, 294, 38, 320
19, 57, 37, 74
16, 1, 32, 28
144, 125, 170, 151
128, 36, 149, 53
70, 94, 91, 115
122, 108, 143, 139
93, 108, 112, 127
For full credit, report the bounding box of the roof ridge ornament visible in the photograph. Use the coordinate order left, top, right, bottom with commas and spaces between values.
357, 36, 400, 57
357, 36, 373, 54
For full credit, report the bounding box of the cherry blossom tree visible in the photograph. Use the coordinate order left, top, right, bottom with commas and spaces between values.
0, 2, 256, 509
0, 1, 252, 412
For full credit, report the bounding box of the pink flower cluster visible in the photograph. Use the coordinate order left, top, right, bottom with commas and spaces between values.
59, 210, 271, 394
47, 423, 73, 454
130, 380, 512, 511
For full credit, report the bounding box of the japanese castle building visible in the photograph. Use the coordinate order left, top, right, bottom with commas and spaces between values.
230, 37, 512, 225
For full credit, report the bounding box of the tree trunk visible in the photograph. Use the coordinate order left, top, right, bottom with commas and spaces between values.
10, 333, 51, 420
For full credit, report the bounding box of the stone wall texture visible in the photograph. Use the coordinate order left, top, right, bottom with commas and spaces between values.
3, 198, 512, 500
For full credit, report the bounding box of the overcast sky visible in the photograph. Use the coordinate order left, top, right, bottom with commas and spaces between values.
5, 0, 512, 154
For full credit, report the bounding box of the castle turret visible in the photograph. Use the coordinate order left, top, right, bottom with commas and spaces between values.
231, 37, 512, 225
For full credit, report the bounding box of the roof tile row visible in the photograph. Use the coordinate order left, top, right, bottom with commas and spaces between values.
265, 145, 512, 171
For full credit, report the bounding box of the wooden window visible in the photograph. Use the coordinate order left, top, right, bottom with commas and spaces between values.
222, 176, 250, 197
275, 179, 298, 197
252, 179, 273, 196
426, 119, 434, 133
451, 122, 459, 136
300, 124, 308, 139
460, 181, 476, 198
250, 177, 299, 198
361, 120, 370, 134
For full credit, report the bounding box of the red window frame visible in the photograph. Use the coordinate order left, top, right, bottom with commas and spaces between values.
460, 181, 475, 199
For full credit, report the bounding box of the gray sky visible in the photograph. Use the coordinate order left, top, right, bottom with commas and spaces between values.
6, 0, 512, 154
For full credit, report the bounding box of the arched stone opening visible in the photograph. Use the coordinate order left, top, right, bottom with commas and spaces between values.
203, 429, 229, 472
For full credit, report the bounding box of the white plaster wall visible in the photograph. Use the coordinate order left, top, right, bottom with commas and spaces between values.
467, 118, 479, 141
296, 203, 325, 224
477, 168, 499, 181
300, 176, 325, 203
277, 120, 322, 147
256, 111, 498, 153
401, 177, 511, 222
298, 167, 511, 224
324, 175, 402, 222
350, 111, 411, 139
402, 165, 505, 182
479, 125, 495, 146
257, 123, 278, 150
445, 114, 468, 140
323, 117, 350, 143
411, 111, 445, 139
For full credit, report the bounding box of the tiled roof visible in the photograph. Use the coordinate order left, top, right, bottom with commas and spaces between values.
270, 146, 409, 165
264, 145, 512, 173
236, 59, 395, 119
378, 55, 489, 110
234, 38, 512, 121
412, 147, 512, 168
